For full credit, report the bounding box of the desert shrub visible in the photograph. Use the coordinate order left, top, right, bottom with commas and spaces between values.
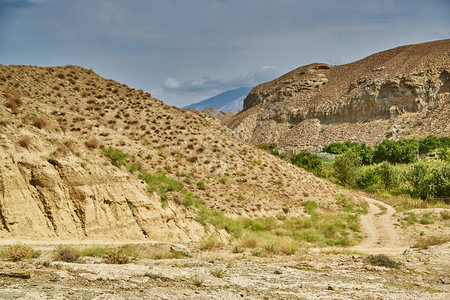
31, 117, 48, 129
103, 250, 130, 264
199, 234, 219, 250
18, 136, 32, 149
365, 254, 401, 268
210, 267, 226, 278
290, 152, 322, 175
85, 139, 99, 149
54, 247, 80, 263
440, 210, 450, 220
2, 244, 40, 261
191, 274, 204, 287
333, 151, 361, 187
413, 235, 450, 249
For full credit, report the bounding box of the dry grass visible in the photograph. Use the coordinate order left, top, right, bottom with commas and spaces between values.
18, 136, 32, 149
413, 235, 450, 249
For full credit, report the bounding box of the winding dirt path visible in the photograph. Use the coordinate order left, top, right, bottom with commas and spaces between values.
350, 196, 411, 254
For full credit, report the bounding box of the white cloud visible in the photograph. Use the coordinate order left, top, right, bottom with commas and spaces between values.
161, 66, 280, 93
162, 77, 182, 89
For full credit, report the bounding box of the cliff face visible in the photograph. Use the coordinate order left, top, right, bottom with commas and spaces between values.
0, 134, 202, 241
227, 40, 450, 150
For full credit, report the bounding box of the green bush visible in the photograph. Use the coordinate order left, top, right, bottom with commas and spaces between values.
102, 147, 127, 167
290, 152, 322, 175
378, 162, 399, 190
352, 142, 374, 165
373, 139, 417, 164
406, 161, 450, 199
419, 135, 440, 154
139, 172, 184, 204
357, 167, 379, 189
333, 151, 361, 187
323, 142, 349, 154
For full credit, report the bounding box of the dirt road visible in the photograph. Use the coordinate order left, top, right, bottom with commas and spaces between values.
351, 196, 411, 254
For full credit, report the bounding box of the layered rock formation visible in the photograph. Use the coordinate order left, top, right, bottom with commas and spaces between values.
227, 39, 450, 151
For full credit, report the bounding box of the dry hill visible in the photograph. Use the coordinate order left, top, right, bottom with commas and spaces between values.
227, 39, 450, 151
0, 65, 349, 242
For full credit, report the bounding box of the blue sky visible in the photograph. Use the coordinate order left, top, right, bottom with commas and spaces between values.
0, 0, 448, 106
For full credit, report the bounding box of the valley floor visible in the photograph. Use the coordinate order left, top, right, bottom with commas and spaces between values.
0, 197, 448, 299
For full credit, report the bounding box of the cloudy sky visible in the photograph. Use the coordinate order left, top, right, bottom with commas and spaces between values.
0, 0, 448, 106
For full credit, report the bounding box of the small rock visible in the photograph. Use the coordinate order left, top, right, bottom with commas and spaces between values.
327, 285, 334, 290
274, 270, 282, 274
170, 244, 190, 257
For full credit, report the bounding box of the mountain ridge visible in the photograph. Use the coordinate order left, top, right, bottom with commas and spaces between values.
227, 39, 450, 151
183, 86, 252, 112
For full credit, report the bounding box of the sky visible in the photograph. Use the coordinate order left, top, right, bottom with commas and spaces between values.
0, 0, 449, 107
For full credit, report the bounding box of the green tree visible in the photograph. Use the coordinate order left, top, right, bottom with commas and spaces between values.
333, 151, 361, 187
352, 142, 374, 165
290, 152, 322, 175
374, 139, 417, 164
323, 142, 349, 154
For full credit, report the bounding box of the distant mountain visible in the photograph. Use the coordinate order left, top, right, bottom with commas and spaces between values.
183, 87, 252, 112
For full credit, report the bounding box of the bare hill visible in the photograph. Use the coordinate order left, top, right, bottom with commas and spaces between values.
227, 39, 450, 151
0, 65, 347, 241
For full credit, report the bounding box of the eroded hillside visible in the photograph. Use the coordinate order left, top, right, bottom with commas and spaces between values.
0, 65, 349, 241
227, 39, 450, 151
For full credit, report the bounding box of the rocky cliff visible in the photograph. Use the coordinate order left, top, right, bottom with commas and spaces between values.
227, 39, 450, 151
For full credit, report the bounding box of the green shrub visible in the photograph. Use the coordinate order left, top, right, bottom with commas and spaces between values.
81, 246, 112, 257
139, 172, 183, 204
333, 151, 361, 187
196, 181, 206, 190
301, 201, 318, 214
323, 142, 349, 154
290, 152, 322, 175
419, 135, 440, 154
357, 167, 379, 189
378, 162, 399, 190
102, 147, 127, 167
373, 139, 417, 164
352, 142, 374, 165
404, 212, 417, 225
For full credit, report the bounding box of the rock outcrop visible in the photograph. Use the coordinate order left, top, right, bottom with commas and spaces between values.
227, 39, 450, 151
